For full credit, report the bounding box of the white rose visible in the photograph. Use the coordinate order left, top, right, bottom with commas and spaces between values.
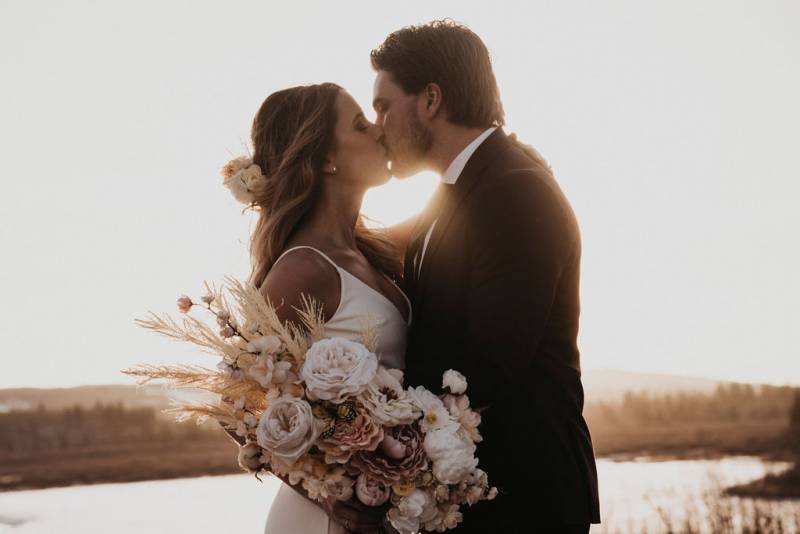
424, 427, 478, 484
256, 395, 320, 465
359, 366, 421, 427
388, 489, 434, 534
442, 369, 467, 394
301, 338, 378, 403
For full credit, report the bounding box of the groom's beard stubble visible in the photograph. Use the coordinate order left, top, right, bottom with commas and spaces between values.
389, 114, 433, 178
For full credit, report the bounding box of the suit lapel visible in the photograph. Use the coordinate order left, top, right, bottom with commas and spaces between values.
414, 128, 513, 307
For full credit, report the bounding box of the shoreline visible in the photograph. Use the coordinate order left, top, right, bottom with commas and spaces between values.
2, 447, 796, 499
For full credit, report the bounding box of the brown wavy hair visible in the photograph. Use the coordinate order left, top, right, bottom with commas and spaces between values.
247, 83, 401, 289
371, 19, 504, 129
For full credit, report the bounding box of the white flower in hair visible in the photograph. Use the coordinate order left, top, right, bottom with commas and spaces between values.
221, 156, 265, 205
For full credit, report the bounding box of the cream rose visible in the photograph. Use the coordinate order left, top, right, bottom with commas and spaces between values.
221, 156, 265, 205
359, 366, 421, 427
301, 338, 378, 403
256, 395, 320, 465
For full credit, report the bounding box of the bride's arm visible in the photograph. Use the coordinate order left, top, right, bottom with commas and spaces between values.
236, 249, 386, 533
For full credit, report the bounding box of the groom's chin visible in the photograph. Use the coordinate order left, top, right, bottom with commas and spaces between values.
388, 161, 417, 180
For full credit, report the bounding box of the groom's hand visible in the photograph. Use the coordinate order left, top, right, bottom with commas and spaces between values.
508, 132, 554, 176
323, 495, 388, 533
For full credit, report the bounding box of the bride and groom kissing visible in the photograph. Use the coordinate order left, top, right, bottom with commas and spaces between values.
226, 19, 600, 534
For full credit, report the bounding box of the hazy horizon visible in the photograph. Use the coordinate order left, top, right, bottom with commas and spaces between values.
1, 1, 798, 388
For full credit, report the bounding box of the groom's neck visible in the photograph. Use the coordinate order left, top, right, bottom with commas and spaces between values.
426, 124, 490, 176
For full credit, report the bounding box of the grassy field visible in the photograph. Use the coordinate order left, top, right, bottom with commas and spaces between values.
590, 420, 789, 458
0, 437, 240, 491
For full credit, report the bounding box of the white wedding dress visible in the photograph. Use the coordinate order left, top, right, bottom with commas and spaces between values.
263, 246, 412, 534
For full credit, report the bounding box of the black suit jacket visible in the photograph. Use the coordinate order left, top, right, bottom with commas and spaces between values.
403, 129, 601, 530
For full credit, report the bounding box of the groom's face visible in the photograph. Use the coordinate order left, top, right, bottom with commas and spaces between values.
372, 71, 432, 179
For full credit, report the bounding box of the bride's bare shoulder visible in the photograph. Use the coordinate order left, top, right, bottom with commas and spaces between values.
260, 248, 341, 325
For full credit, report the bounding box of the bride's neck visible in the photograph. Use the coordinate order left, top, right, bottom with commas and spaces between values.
293, 181, 364, 250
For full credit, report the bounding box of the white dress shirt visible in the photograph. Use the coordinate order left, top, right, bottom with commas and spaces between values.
415, 127, 497, 274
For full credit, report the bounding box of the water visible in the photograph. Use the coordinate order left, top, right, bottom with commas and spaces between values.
0, 457, 796, 534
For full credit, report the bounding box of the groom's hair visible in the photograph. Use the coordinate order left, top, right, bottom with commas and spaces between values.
371, 19, 505, 129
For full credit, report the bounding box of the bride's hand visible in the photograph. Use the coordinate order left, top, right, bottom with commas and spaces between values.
322, 494, 388, 533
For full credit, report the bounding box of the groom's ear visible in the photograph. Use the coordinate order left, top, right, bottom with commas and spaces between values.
419, 83, 443, 120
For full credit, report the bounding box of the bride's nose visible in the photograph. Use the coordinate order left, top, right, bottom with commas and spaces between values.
369, 123, 384, 142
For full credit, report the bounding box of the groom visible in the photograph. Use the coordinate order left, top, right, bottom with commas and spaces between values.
371, 20, 600, 533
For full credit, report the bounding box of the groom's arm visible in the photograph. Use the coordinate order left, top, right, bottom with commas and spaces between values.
465, 168, 579, 406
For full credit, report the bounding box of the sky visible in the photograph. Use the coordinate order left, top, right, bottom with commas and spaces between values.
0, 0, 798, 388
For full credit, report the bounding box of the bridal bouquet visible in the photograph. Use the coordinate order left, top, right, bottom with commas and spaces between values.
123, 277, 497, 533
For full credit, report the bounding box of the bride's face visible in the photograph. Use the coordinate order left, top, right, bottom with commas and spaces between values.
327, 91, 391, 188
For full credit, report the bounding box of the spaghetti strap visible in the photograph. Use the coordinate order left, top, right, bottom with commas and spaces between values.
382, 274, 413, 326
273, 246, 341, 271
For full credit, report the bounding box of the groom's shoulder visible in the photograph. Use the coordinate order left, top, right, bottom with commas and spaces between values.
474, 145, 570, 214
466, 140, 578, 235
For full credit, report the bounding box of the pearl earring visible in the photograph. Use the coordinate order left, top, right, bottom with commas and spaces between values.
331, 166, 337, 174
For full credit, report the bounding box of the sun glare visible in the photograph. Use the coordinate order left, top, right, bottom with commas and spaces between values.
361, 171, 439, 227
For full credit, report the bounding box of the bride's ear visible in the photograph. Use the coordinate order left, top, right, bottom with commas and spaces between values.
419, 83, 443, 119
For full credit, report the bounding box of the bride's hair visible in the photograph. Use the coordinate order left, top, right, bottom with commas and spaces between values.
248, 83, 401, 289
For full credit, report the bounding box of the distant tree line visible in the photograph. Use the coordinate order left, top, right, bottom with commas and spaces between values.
0, 402, 225, 454
585, 383, 798, 428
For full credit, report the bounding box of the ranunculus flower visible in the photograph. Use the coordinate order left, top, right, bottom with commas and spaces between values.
301, 338, 377, 403
442, 369, 467, 394
359, 366, 421, 427
256, 395, 320, 465
316, 404, 384, 464
176, 296, 193, 314
355, 473, 391, 506
352, 424, 427, 485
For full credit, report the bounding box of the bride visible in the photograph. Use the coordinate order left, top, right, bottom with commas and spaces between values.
225, 83, 414, 534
